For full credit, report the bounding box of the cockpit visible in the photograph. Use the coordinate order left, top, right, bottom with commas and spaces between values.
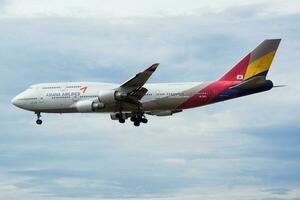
11, 85, 38, 110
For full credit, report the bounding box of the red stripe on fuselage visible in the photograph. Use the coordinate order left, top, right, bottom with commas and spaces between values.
177, 80, 239, 109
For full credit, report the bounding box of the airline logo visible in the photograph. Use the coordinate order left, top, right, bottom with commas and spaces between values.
237, 75, 244, 80
80, 86, 88, 93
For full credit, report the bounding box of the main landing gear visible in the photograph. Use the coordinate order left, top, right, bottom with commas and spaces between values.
115, 113, 126, 124
35, 112, 42, 125
115, 112, 148, 126
130, 113, 148, 127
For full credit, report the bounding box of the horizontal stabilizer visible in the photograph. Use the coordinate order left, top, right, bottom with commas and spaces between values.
273, 85, 287, 88
229, 76, 266, 90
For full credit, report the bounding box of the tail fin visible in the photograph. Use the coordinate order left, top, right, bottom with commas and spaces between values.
219, 39, 281, 81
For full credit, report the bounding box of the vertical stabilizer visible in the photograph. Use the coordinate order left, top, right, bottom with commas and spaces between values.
219, 39, 281, 81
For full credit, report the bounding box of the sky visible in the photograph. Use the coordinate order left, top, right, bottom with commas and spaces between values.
1, 0, 300, 199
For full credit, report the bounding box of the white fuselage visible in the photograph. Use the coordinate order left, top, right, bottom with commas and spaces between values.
10, 39, 280, 126
11, 82, 204, 114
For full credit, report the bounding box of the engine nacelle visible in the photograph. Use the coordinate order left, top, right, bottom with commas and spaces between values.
149, 110, 182, 116
76, 100, 105, 112
115, 91, 128, 100
98, 90, 115, 104
98, 90, 128, 104
110, 112, 132, 120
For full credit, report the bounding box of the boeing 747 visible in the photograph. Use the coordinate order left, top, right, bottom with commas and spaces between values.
12, 39, 281, 126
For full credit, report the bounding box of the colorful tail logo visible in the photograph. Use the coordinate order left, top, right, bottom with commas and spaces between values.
219, 39, 281, 81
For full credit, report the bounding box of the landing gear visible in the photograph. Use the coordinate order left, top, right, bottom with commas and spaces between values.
134, 120, 140, 127
115, 111, 149, 126
131, 113, 148, 127
116, 112, 126, 124
35, 112, 42, 125
118, 118, 125, 123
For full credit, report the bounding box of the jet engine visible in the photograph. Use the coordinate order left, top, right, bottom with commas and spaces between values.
76, 100, 105, 112
98, 90, 127, 104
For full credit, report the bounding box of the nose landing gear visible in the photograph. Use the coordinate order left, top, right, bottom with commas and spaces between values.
35, 112, 42, 125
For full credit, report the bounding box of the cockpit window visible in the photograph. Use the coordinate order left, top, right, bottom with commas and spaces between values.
28, 85, 37, 89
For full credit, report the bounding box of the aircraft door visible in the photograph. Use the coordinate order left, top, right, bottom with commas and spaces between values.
36, 85, 44, 104
72, 93, 80, 102
60, 85, 66, 92
155, 90, 160, 99
39, 95, 44, 103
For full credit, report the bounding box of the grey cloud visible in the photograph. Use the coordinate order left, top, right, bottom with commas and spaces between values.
0, 0, 9, 10
1, 6, 300, 200
0, 15, 298, 96
262, 188, 291, 195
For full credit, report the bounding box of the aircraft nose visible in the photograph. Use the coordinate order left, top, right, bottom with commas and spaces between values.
11, 96, 19, 107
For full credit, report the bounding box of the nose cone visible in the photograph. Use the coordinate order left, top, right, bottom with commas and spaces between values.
12, 90, 36, 111
11, 95, 20, 107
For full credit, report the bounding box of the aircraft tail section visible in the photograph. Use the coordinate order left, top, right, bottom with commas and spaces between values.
219, 39, 281, 81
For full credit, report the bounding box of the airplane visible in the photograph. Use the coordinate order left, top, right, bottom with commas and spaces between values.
11, 39, 281, 126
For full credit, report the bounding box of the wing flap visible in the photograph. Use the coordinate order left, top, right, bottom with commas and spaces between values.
128, 87, 148, 100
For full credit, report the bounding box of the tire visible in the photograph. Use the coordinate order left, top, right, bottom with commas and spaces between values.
36, 119, 42, 125
141, 118, 148, 124
134, 121, 140, 126
115, 113, 121, 119
119, 118, 125, 123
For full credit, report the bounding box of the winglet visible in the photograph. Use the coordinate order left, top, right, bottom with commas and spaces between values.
146, 63, 160, 72
120, 63, 160, 88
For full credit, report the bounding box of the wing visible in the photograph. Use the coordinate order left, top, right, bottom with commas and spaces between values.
120, 63, 159, 89
117, 63, 159, 102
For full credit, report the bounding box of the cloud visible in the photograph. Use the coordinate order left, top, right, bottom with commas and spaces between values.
263, 188, 291, 195
1, 1, 300, 199
0, 0, 9, 10
162, 158, 187, 165
1, 0, 300, 18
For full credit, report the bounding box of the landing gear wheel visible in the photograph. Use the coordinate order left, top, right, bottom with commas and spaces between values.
131, 112, 148, 126
35, 112, 42, 125
134, 121, 140, 127
119, 118, 125, 123
141, 118, 148, 124
116, 113, 121, 119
